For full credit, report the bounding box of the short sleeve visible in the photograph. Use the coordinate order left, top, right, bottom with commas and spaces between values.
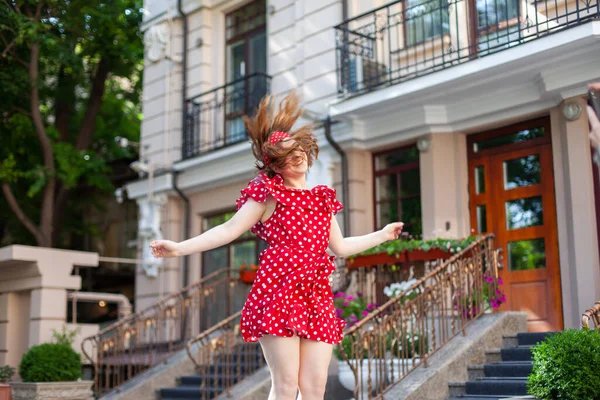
326, 187, 344, 215
236, 177, 269, 211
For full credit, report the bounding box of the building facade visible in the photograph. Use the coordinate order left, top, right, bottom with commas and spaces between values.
129, 0, 600, 331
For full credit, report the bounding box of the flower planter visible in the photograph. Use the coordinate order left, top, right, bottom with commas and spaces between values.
239, 270, 257, 284
10, 381, 93, 400
387, 357, 421, 383
347, 249, 454, 269
338, 359, 388, 396
0, 384, 11, 400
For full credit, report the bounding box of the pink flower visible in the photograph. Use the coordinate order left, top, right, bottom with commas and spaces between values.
346, 295, 354, 301
333, 292, 345, 299
362, 310, 369, 317
498, 277, 504, 285
342, 301, 349, 307
336, 309, 343, 317
486, 276, 494, 283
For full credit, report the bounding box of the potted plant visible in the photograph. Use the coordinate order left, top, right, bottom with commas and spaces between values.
334, 334, 389, 396
452, 273, 506, 319
239, 263, 259, 284
10, 338, 93, 400
386, 331, 428, 382
383, 279, 420, 305
0, 366, 14, 400
347, 235, 478, 268
527, 329, 600, 400
333, 292, 377, 327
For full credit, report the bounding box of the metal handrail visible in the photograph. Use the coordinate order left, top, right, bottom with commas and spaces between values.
81, 267, 240, 397
336, 234, 500, 399
582, 301, 600, 329
187, 72, 271, 103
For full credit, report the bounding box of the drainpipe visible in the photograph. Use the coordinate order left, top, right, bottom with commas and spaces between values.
176, 0, 190, 286
342, 0, 348, 20
177, 0, 188, 151
324, 116, 350, 235
173, 171, 191, 287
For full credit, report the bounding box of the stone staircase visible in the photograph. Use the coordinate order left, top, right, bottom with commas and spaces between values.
159, 343, 265, 399
446, 331, 553, 400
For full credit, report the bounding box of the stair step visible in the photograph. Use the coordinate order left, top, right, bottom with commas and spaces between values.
501, 347, 533, 362
516, 332, 554, 346
465, 378, 528, 396
160, 385, 219, 399
180, 374, 241, 386
484, 362, 533, 377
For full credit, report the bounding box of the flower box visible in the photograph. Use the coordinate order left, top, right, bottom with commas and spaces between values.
10, 381, 93, 400
239, 270, 257, 284
0, 384, 11, 400
347, 249, 452, 268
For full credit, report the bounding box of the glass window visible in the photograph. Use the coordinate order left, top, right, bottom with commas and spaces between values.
374, 147, 422, 234
505, 196, 544, 230
202, 211, 264, 277
405, 0, 450, 46
503, 155, 541, 189
473, 127, 544, 153
508, 238, 546, 271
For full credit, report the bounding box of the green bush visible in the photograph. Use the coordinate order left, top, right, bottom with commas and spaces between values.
0, 365, 14, 383
334, 335, 370, 360
19, 343, 82, 383
527, 329, 600, 400
387, 331, 429, 359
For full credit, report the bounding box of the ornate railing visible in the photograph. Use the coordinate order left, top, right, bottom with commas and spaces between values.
185, 312, 266, 400
182, 73, 271, 159
582, 301, 600, 329
81, 268, 250, 397
334, 234, 500, 399
335, 0, 599, 95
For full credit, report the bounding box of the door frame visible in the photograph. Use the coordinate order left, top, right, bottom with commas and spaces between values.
467, 116, 564, 331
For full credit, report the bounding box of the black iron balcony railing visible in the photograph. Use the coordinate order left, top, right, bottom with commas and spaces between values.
183, 73, 271, 159
335, 0, 599, 96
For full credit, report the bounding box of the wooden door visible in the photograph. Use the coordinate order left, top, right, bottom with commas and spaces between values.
468, 117, 563, 332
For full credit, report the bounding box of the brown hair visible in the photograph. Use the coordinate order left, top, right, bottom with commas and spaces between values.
243, 91, 319, 177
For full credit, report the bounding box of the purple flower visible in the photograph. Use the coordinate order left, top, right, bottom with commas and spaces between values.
342, 301, 349, 307
496, 289, 503, 295
346, 295, 354, 301
498, 277, 504, 285
486, 276, 494, 283
357, 292, 363, 297
362, 310, 369, 317
336, 309, 342, 317
333, 292, 345, 299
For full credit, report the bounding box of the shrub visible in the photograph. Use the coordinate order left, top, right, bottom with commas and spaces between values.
527, 329, 600, 400
19, 343, 82, 383
0, 365, 14, 383
387, 331, 428, 359
334, 335, 370, 360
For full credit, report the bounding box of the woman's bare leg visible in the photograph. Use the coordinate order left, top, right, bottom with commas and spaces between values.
259, 334, 301, 400
297, 338, 333, 400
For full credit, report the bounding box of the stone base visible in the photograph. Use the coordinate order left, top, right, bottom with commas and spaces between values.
10, 381, 93, 400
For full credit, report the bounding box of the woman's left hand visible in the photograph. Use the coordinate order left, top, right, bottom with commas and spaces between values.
381, 222, 405, 241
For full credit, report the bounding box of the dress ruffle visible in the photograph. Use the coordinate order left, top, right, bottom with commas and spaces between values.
236, 173, 343, 215
240, 249, 346, 345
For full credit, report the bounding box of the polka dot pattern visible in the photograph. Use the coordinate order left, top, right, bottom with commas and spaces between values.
235, 173, 346, 345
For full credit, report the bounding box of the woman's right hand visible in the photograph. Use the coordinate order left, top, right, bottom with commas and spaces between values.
588, 83, 600, 152
150, 240, 181, 258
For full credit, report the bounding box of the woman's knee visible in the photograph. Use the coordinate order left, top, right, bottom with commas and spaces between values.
298, 374, 327, 398
272, 372, 299, 397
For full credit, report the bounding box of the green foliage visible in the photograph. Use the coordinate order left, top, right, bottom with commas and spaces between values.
0, 365, 15, 383
351, 236, 479, 259
387, 331, 428, 359
334, 335, 371, 360
527, 329, 600, 400
0, 0, 143, 247
19, 343, 82, 383
51, 325, 81, 346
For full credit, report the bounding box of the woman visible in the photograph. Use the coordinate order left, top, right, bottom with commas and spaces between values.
589, 83, 600, 167
149, 92, 404, 400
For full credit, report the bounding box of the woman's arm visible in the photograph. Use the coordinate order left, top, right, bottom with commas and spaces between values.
328, 215, 404, 258
150, 198, 266, 258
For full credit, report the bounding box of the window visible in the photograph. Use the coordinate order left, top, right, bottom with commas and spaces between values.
225, 0, 267, 142
202, 211, 267, 277
374, 146, 422, 234
405, 0, 450, 46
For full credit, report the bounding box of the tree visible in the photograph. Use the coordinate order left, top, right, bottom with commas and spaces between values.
0, 0, 143, 248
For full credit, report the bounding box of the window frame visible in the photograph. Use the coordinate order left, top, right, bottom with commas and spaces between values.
372, 144, 422, 233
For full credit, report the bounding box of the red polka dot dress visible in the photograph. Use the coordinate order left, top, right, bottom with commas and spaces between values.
235, 172, 346, 345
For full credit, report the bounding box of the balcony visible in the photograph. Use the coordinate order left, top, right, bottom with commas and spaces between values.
182, 73, 271, 160
335, 0, 599, 96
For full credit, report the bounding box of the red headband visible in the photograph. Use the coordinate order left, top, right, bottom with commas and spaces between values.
263, 131, 291, 166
